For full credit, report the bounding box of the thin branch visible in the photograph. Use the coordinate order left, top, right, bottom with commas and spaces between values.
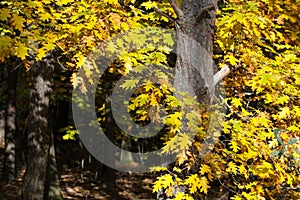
153, 7, 175, 23
10, 61, 23, 73
195, 4, 216, 23
56, 56, 69, 72
218, 178, 237, 194
168, 0, 184, 20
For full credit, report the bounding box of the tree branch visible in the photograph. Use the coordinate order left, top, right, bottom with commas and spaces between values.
213, 63, 241, 87
196, 5, 216, 23
168, 0, 184, 20
153, 7, 175, 23
213, 64, 230, 87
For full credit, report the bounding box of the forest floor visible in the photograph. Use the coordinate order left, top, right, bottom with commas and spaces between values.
0, 143, 157, 200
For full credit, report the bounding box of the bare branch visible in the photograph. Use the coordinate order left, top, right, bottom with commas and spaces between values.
213, 63, 242, 87
195, 4, 216, 23
56, 56, 69, 72
213, 64, 230, 87
168, 0, 184, 20
153, 7, 175, 23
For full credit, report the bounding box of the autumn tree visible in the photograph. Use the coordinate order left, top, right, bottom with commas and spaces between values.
1, 0, 149, 198
149, 0, 300, 199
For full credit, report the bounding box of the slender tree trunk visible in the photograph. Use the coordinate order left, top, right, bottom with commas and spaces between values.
21, 59, 53, 200
103, 100, 116, 187
0, 110, 5, 148
3, 63, 17, 181
0, 65, 6, 148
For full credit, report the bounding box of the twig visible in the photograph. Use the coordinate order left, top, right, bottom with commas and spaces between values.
218, 178, 237, 194
195, 5, 216, 23
168, 0, 184, 20
153, 7, 175, 22
10, 61, 23, 73
57, 56, 69, 71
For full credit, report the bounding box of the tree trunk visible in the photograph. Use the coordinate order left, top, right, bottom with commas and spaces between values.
157, 1, 217, 199
103, 100, 116, 187
174, 0, 216, 103
0, 65, 6, 148
44, 127, 63, 200
21, 59, 53, 200
3, 63, 18, 181
0, 109, 5, 148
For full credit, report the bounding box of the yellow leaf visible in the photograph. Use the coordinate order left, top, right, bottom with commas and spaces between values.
74, 53, 85, 68
227, 55, 238, 66
185, 174, 199, 193
123, 58, 132, 73
185, 174, 210, 194
235, 13, 244, 23
0, 8, 11, 21
70, 73, 78, 89
278, 107, 290, 119
55, 0, 75, 6
14, 42, 28, 60
153, 174, 174, 192
37, 48, 46, 61
230, 140, 240, 153
149, 166, 168, 172
200, 164, 211, 175
40, 12, 52, 21
239, 164, 248, 179
120, 79, 139, 90
174, 192, 192, 200
227, 162, 237, 175
178, 133, 192, 151
199, 176, 210, 194
173, 167, 182, 173
245, 181, 257, 190
231, 98, 242, 108
10, 13, 25, 31
0, 36, 12, 50
231, 195, 243, 200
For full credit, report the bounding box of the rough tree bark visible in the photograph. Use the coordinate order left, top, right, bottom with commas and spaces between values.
173, 0, 217, 103
21, 59, 53, 200
154, 0, 230, 101
3, 62, 18, 181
